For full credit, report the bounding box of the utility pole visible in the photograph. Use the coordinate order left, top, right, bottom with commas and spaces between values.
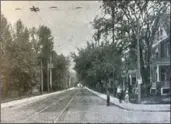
49, 56, 52, 92
111, 3, 115, 44
40, 59, 43, 94
47, 60, 49, 92
170, 0, 171, 89
69, 72, 71, 88
136, 21, 142, 104
169, 36, 171, 87
113, 66, 115, 96
111, 0, 115, 96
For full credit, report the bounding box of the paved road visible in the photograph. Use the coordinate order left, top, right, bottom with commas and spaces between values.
1, 88, 170, 123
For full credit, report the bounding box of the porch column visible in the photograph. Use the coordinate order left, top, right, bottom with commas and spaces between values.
150, 65, 152, 83
157, 65, 160, 82
129, 74, 132, 85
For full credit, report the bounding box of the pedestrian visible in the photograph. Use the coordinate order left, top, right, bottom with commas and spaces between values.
117, 86, 122, 103
119, 90, 122, 103
125, 90, 129, 103
107, 90, 110, 106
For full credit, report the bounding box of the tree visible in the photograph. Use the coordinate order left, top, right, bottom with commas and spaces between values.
91, 0, 170, 96
11, 20, 39, 96
0, 17, 40, 97
0, 14, 13, 97
52, 51, 70, 90
72, 40, 122, 92
1, 14, 71, 100
37, 25, 54, 91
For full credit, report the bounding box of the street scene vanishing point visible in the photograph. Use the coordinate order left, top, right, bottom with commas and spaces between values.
1, 1, 171, 123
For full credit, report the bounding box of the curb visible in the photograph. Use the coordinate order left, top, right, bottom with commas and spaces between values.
85, 87, 170, 112
1, 87, 76, 109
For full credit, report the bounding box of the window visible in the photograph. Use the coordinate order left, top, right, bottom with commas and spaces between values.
152, 69, 155, 82
158, 31, 160, 38
162, 88, 170, 94
160, 68, 165, 81
160, 42, 167, 58
160, 29, 163, 35
160, 66, 170, 81
156, 51, 158, 59
167, 42, 170, 57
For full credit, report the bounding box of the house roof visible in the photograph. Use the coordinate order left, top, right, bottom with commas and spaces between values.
152, 36, 169, 48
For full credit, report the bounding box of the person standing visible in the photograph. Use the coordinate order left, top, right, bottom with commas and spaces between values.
107, 90, 110, 106
125, 90, 129, 103
117, 86, 122, 103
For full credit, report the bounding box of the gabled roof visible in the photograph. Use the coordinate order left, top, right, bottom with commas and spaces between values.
152, 36, 169, 48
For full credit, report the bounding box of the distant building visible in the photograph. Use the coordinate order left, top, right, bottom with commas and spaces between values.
77, 83, 82, 87
150, 27, 170, 96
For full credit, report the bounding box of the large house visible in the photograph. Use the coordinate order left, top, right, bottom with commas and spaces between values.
150, 27, 170, 96
127, 27, 170, 96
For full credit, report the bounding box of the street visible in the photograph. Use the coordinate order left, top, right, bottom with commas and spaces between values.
1, 88, 170, 123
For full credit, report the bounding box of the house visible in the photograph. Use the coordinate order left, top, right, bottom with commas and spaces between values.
150, 27, 170, 96
127, 70, 138, 94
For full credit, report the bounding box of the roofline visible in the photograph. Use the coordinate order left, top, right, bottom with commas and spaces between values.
152, 36, 170, 48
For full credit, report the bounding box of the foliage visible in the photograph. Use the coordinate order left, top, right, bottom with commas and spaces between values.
92, 0, 170, 94
0, 14, 70, 98
72, 41, 122, 89
73, 0, 170, 95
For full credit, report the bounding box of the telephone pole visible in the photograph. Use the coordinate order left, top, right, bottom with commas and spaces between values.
40, 60, 43, 94
47, 60, 49, 92
169, 36, 171, 87
111, 2, 115, 44
137, 21, 142, 104
49, 56, 52, 91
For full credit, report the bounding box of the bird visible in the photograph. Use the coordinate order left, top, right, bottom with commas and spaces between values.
30, 6, 40, 12
50, 6, 57, 9
15, 8, 21, 10
75, 6, 82, 9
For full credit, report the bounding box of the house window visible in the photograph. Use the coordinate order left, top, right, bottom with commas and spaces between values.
160, 29, 163, 35
167, 42, 170, 58
160, 42, 167, 58
151, 67, 155, 82
160, 68, 165, 81
156, 72, 157, 81
156, 51, 158, 59
160, 66, 170, 81
158, 31, 160, 38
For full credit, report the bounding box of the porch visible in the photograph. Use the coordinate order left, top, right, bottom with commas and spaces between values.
150, 63, 170, 96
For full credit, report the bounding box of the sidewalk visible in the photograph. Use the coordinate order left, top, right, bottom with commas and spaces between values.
85, 87, 170, 112
1, 87, 76, 109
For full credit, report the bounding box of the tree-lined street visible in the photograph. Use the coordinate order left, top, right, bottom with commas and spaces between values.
1, 88, 170, 123
1, 1, 170, 123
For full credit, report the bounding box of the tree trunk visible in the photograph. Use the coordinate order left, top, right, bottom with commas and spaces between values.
139, 43, 151, 97
139, 45, 146, 97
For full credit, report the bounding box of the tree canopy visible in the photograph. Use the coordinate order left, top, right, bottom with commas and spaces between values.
0, 14, 71, 98
72, 0, 170, 95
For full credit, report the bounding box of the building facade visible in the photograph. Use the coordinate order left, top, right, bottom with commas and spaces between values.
150, 27, 170, 96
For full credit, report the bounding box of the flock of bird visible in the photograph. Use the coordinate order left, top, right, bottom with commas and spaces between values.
15, 6, 83, 12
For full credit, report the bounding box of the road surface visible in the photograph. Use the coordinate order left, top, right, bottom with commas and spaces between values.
1, 88, 170, 123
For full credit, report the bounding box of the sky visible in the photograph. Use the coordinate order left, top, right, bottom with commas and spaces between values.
1, 1, 102, 72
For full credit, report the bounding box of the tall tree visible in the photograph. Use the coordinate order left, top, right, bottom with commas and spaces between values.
0, 14, 13, 97
37, 25, 54, 91
52, 51, 70, 90
72, 40, 122, 92
92, 0, 170, 95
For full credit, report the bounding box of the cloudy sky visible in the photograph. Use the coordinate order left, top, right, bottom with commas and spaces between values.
1, 1, 102, 71
1, 1, 102, 55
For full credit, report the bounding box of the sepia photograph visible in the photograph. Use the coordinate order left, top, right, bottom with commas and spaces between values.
0, 0, 170, 123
